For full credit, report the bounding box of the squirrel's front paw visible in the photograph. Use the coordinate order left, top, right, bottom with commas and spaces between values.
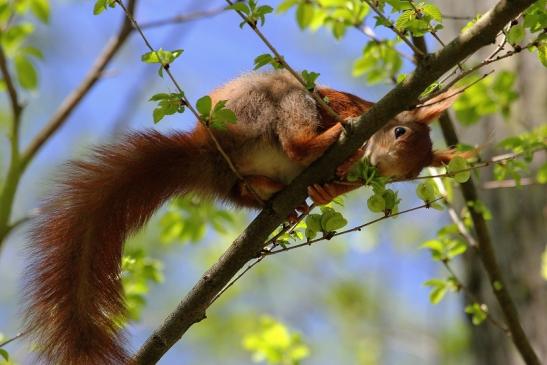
307, 183, 339, 205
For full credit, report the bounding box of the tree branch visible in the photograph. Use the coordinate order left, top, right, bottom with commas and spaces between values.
1, 0, 137, 246
140, 7, 225, 29
0, 40, 24, 242
412, 16, 541, 363
19, 0, 137, 170
438, 112, 540, 365
133, 0, 539, 363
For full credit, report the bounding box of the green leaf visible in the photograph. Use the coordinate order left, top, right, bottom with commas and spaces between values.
122, 250, 164, 321
395, 10, 413, 31
421, 3, 442, 22
93, 0, 116, 15
2, 22, 35, 51
301, 69, 319, 91
537, 42, 547, 67
367, 194, 385, 213
21, 46, 44, 59
277, 0, 299, 14
254, 53, 274, 69
306, 214, 322, 232
416, 180, 436, 202
507, 23, 525, 44
196, 95, 212, 116
322, 213, 347, 232
331, 21, 347, 40
447, 238, 467, 258
447, 156, 471, 183
296, 2, 314, 29
93, 0, 107, 15
541, 246, 547, 280
213, 108, 237, 124
424, 279, 447, 304
149, 93, 169, 101
209, 100, 237, 129
226, 2, 250, 15
242, 316, 310, 364
421, 239, 444, 260
454, 71, 518, 124
465, 303, 488, 325
382, 189, 399, 211
15, 54, 38, 89
0, 348, 9, 361
141, 48, 183, 65
523, 0, 547, 32
153, 108, 165, 123
30, 0, 50, 23
493, 281, 503, 291
352, 41, 402, 84
537, 162, 547, 183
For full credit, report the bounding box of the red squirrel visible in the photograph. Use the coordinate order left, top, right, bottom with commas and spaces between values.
23, 70, 458, 364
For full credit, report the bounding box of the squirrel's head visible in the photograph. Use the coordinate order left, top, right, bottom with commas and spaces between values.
365, 91, 464, 179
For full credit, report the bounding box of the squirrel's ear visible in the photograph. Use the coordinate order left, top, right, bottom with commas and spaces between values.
430, 147, 478, 167
430, 149, 457, 167
397, 89, 459, 124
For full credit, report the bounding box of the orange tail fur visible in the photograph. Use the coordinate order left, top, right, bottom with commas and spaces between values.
23, 130, 231, 365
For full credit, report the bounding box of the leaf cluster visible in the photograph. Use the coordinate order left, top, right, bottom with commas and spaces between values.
0, 0, 49, 90
242, 316, 310, 365
226, 0, 273, 28
196, 96, 238, 130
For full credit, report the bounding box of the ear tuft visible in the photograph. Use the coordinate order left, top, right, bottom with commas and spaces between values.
397, 89, 460, 124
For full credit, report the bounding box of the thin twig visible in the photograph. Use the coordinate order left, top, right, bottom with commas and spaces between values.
209, 256, 265, 305
417, 71, 493, 107
0, 38, 24, 243
211, 202, 318, 304
441, 261, 510, 333
486, 25, 510, 61
395, 146, 546, 184
0, 48, 22, 122
428, 170, 479, 248
362, 0, 426, 57
211, 200, 438, 304
267, 198, 442, 256
420, 34, 542, 104
482, 177, 539, 189
0, 332, 25, 348
115, 0, 265, 206
140, 7, 226, 29
443, 15, 474, 20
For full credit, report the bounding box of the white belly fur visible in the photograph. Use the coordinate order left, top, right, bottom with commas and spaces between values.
235, 145, 304, 185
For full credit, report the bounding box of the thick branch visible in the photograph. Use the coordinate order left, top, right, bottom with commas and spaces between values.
438, 113, 540, 364
412, 15, 540, 364
134, 0, 539, 363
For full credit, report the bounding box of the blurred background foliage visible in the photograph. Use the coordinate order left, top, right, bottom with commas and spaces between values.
0, 0, 545, 364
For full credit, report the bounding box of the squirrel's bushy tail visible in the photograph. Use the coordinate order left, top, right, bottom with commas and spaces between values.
24, 130, 228, 365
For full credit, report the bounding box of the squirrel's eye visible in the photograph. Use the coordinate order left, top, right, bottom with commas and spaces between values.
394, 126, 407, 139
